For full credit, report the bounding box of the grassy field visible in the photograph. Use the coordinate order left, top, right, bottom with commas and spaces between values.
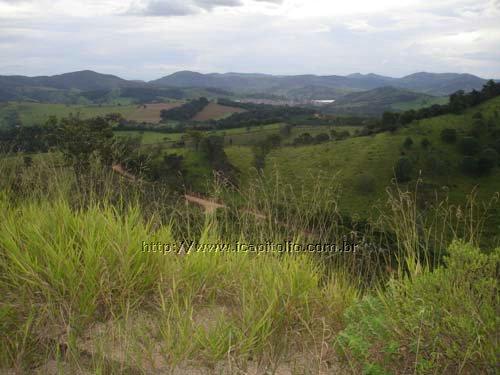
115, 124, 360, 148
0, 157, 497, 374
114, 123, 285, 146
114, 130, 184, 144
0, 101, 184, 127
0, 100, 498, 373
235, 97, 500, 230
391, 95, 449, 111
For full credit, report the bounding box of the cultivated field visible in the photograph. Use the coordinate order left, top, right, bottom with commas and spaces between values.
126, 102, 183, 123
192, 102, 246, 121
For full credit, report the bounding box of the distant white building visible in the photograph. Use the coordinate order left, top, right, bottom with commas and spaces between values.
311, 99, 336, 105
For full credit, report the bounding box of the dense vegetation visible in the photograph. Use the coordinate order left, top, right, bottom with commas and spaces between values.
213, 104, 314, 129
378, 80, 500, 131
1, 71, 499, 374
160, 97, 210, 121
0, 153, 497, 374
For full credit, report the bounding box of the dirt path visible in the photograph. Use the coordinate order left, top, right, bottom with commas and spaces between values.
184, 194, 226, 214
112, 164, 137, 181
112, 164, 316, 236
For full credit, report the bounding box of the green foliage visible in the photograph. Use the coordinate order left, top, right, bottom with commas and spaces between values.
338, 242, 499, 374
440, 128, 457, 143
394, 157, 413, 182
420, 138, 430, 149
375, 81, 500, 133
214, 104, 314, 130
403, 137, 413, 149
54, 114, 115, 171
460, 156, 478, 176
458, 136, 480, 156
280, 123, 292, 137
252, 133, 282, 169
160, 97, 209, 121
477, 148, 498, 175
200, 135, 236, 181
314, 132, 330, 143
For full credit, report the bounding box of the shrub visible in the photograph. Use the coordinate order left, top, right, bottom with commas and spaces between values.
314, 133, 330, 144
440, 128, 457, 143
493, 138, 500, 154
338, 242, 499, 374
394, 157, 413, 182
460, 156, 478, 176
403, 137, 413, 149
477, 148, 498, 175
458, 136, 480, 155
424, 154, 448, 176
293, 132, 314, 146
420, 138, 430, 149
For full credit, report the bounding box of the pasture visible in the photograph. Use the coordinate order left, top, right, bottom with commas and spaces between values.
0, 101, 184, 127
261, 97, 500, 219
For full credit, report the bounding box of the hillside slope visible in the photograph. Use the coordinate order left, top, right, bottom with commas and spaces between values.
228, 97, 500, 220
323, 86, 447, 115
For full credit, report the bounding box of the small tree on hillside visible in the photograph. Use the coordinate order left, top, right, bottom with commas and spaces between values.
440, 128, 457, 143
403, 137, 414, 149
477, 148, 498, 174
394, 157, 413, 182
460, 156, 478, 176
280, 124, 292, 137
186, 129, 205, 151
458, 137, 481, 156
314, 133, 330, 144
421, 138, 431, 149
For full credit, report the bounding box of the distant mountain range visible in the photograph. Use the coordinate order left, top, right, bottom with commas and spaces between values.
151, 71, 490, 97
0, 69, 494, 104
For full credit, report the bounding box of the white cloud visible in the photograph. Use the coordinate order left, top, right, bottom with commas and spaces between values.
0, 0, 498, 79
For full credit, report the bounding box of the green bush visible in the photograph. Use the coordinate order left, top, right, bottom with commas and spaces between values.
420, 138, 430, 149
314, 133, 330, 144
403, 137, 413, 149
492, 139, 500, 156
477, 148, 498, 175
338, 242, 499, 374
440, 128, 457, 143
394, 157, 413, 182
460, 156, 478, 176
458, 136, 480, 155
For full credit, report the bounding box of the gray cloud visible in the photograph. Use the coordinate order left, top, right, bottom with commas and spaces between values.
130, 0, 243, 16
0, 0, 498, 79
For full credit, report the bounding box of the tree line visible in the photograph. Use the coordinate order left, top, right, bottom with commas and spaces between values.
160, 97, 209, 121
379, 80, 500, 131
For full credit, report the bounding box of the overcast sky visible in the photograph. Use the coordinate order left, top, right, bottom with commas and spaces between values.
0, 0, 499, 80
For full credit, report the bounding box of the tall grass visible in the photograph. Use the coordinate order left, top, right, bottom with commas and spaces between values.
0, 156, 498, 373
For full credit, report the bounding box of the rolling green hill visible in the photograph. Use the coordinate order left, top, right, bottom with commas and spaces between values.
323, 86, 448, 115
228, 97, 500, 222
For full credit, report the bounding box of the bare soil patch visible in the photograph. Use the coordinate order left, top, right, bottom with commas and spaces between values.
126, 102, 183, 123
192, 102, 246, 121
